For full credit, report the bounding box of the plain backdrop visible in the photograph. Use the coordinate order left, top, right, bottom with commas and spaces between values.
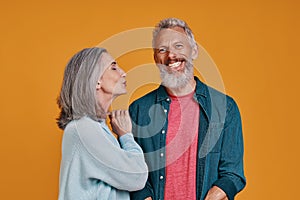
0, 0, 299, 199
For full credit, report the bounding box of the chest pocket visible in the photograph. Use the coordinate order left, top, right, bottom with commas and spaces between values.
199, 123, 224, 158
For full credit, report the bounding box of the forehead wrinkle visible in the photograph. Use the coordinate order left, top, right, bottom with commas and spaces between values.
155, 29, 189, 48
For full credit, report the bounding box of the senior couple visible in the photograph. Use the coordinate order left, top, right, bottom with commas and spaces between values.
57, 18, 246, 200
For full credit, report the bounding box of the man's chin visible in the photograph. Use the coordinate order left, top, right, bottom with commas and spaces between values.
161, 75, 191, 89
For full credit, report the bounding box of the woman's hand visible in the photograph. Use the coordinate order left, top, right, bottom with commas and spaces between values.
109, 110, 132, 137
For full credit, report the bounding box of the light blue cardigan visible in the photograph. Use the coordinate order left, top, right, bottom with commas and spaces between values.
58, 116, 148, 200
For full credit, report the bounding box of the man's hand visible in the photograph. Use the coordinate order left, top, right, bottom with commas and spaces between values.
144, 198, 152, 200
204, 186, 228, 200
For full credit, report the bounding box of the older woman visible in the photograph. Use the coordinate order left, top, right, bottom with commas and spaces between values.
56, 47, 148, 200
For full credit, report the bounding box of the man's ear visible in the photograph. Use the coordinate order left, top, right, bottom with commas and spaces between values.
191, 44, 199, 60
153, 51, 158, 63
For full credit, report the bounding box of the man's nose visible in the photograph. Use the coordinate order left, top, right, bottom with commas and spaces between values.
167, 47, 177, 58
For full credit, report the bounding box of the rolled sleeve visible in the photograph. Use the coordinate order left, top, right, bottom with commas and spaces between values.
213, 98, 246, 199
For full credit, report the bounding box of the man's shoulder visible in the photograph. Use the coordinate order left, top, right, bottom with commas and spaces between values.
130, 87, 160, 107
195, 77, 235, 103
194, 77, 239, 118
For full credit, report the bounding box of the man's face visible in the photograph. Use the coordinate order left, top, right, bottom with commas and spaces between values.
153, 26, 198, 89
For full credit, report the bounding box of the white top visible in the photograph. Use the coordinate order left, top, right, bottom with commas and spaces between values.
58, 116, 148, 200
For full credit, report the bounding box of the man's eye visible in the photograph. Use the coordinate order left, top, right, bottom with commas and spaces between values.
158, 48, 167, 53
175, 44, 183, 49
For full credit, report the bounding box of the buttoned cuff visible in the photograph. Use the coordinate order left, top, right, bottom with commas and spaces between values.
213, 178, 237, 200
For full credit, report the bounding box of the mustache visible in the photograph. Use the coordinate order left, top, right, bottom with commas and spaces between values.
166, 58, 186, 65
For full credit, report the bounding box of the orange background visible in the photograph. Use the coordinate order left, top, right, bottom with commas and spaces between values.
0, 0, 299, 199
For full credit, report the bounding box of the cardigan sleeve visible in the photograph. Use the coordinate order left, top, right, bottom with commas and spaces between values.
72, 117, 148, 191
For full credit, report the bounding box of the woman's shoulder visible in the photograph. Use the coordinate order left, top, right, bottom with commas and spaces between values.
64, 116, 101, 134
74, 116, 100, 126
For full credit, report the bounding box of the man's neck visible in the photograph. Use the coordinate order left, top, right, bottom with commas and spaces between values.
166, 79, 196, 97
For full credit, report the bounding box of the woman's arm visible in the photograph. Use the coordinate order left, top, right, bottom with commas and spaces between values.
74, 116, 148, 191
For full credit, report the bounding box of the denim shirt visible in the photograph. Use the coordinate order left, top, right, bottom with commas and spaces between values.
129, 77, 246, 200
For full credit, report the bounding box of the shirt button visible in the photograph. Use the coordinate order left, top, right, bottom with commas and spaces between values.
160, 153, 164, 157
164, 109, 167, 113
161, 130, 165, 134
160, 176, 164, 180
166, 98, 170, 101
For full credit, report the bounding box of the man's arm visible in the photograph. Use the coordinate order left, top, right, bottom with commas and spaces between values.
209, 98, 246, 200
129, 102, 154, 200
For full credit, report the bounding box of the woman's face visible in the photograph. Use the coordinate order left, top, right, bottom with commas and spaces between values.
97, 52, 127, 98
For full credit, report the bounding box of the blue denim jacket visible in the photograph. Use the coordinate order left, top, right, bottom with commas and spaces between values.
129, 77, 246, 200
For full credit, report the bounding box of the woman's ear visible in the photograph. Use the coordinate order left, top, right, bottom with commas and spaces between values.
96, 81, 101, 90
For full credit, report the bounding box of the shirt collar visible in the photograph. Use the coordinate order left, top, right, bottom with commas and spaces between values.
194, 76, 208, 98
155, 76, 211, 120
156, 85, 169, 102
155, 76, 209, 102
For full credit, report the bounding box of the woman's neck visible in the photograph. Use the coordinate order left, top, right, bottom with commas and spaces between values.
98, 93, 116, 118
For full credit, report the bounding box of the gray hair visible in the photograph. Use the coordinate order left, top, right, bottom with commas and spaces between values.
152, 18, 197, 49
57, 47, 107, 130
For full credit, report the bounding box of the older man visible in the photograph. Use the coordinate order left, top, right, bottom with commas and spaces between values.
130, 18, 246, 200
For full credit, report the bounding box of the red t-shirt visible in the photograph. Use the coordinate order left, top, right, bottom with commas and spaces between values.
164, 91, 200, 200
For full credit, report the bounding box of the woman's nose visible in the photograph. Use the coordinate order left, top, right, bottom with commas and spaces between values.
119, 68, 126, 77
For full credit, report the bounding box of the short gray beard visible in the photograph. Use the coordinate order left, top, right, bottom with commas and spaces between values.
158, 61, 194, 89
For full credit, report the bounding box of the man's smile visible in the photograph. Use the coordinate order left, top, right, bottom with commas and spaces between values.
166, 58, 186, 71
